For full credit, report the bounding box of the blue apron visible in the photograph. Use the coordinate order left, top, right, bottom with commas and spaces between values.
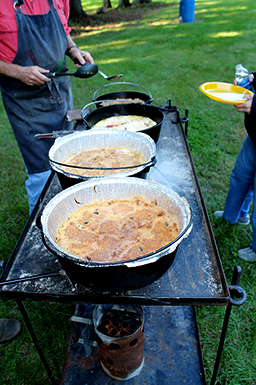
0, 0, 73, 174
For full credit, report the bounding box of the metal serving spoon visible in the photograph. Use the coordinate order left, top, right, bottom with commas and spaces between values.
46, 63, 123, 81
98, 70, 123, 81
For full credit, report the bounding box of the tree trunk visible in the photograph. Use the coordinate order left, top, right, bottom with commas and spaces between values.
103, 0, 112, 8
118, 0, 151, 7
132, 0, 151, 4
118, 0, 131, 8
69, 0, 86, 18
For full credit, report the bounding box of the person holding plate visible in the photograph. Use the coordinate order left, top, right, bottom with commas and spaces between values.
214, 73, 256, 262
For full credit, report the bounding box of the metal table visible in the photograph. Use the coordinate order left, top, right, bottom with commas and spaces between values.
0, 105, 246, 384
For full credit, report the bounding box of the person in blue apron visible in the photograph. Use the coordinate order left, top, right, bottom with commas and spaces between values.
0, 0, 94, 214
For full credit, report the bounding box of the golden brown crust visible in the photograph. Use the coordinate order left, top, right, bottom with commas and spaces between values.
99, 98, 145, 106
61, 147, 145, 177
56, 196, 178, 262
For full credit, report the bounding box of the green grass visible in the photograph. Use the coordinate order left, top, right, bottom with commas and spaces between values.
1, 0, 256, 383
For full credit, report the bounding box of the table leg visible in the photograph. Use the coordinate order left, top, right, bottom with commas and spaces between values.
16, 299, 57, 385
210, 266, 247, 385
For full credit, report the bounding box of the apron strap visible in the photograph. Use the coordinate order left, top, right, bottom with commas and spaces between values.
13, 0, 24, 11
13, 0, 54, 11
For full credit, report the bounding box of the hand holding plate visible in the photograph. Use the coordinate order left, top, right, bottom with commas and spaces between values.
234, 94, 254, 113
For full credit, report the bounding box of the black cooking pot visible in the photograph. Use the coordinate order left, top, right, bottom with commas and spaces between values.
92, 82, 153, 107
41, 177, 192, 292
82, 103, 165, 143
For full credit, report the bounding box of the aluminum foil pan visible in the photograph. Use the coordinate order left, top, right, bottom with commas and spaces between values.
41, 177, 192, 290
42, 177, 192, 266
48, 129, 156, 184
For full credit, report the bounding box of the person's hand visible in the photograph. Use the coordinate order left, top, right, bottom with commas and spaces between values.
234, 73, 254, 86
249, 73, 254, 83
70, 47, 94, 66
234, 94, 254, 113
16, 66, 51, 85
78, 50, 94, 65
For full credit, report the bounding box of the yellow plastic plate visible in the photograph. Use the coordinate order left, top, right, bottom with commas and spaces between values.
199, 82, 253, 104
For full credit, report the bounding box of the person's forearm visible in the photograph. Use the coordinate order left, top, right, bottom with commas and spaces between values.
0, 60, 22, 79
65, 34, 94, 65
65, 35, 81, 61
0, 60, 50, 86
66, 34, 76, 49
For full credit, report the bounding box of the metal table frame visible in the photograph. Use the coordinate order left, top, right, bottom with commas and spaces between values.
0, 105, 246, 384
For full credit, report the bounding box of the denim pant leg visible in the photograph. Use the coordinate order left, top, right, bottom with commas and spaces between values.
223, 135, 255, 224
25, 169, 52, 214
240, 187, 253, 217
250, 174, 256, 251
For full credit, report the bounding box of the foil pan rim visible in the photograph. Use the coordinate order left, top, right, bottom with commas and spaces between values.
41, 177, 192, 267
48, 129, 156, 179
50, 129, 156, 151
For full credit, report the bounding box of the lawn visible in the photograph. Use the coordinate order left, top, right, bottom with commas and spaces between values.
0, 1, 256, 384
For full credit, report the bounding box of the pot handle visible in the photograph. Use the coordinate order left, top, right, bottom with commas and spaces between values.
92, 82, 153, 102
145, 156, 157, 171
81, 100, 119, 126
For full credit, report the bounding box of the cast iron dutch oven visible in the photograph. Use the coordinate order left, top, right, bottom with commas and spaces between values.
92, 82, 153, 106
41, 177, 192, 292
82, 103, 165, 143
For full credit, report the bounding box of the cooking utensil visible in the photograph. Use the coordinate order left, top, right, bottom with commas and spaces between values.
82, 103, 165, 143
48, 129, 157, 189
41, 177, 192, 292
98, 70, 123, 81
46, 63, 122, 82
46, 63, 98, 79
71, 57, 123, 81
35, 100, 172, 141
199, 82, 254, 104
92, 82, 153, 107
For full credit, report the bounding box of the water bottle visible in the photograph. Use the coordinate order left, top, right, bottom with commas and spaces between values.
235, 64, 253, 90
